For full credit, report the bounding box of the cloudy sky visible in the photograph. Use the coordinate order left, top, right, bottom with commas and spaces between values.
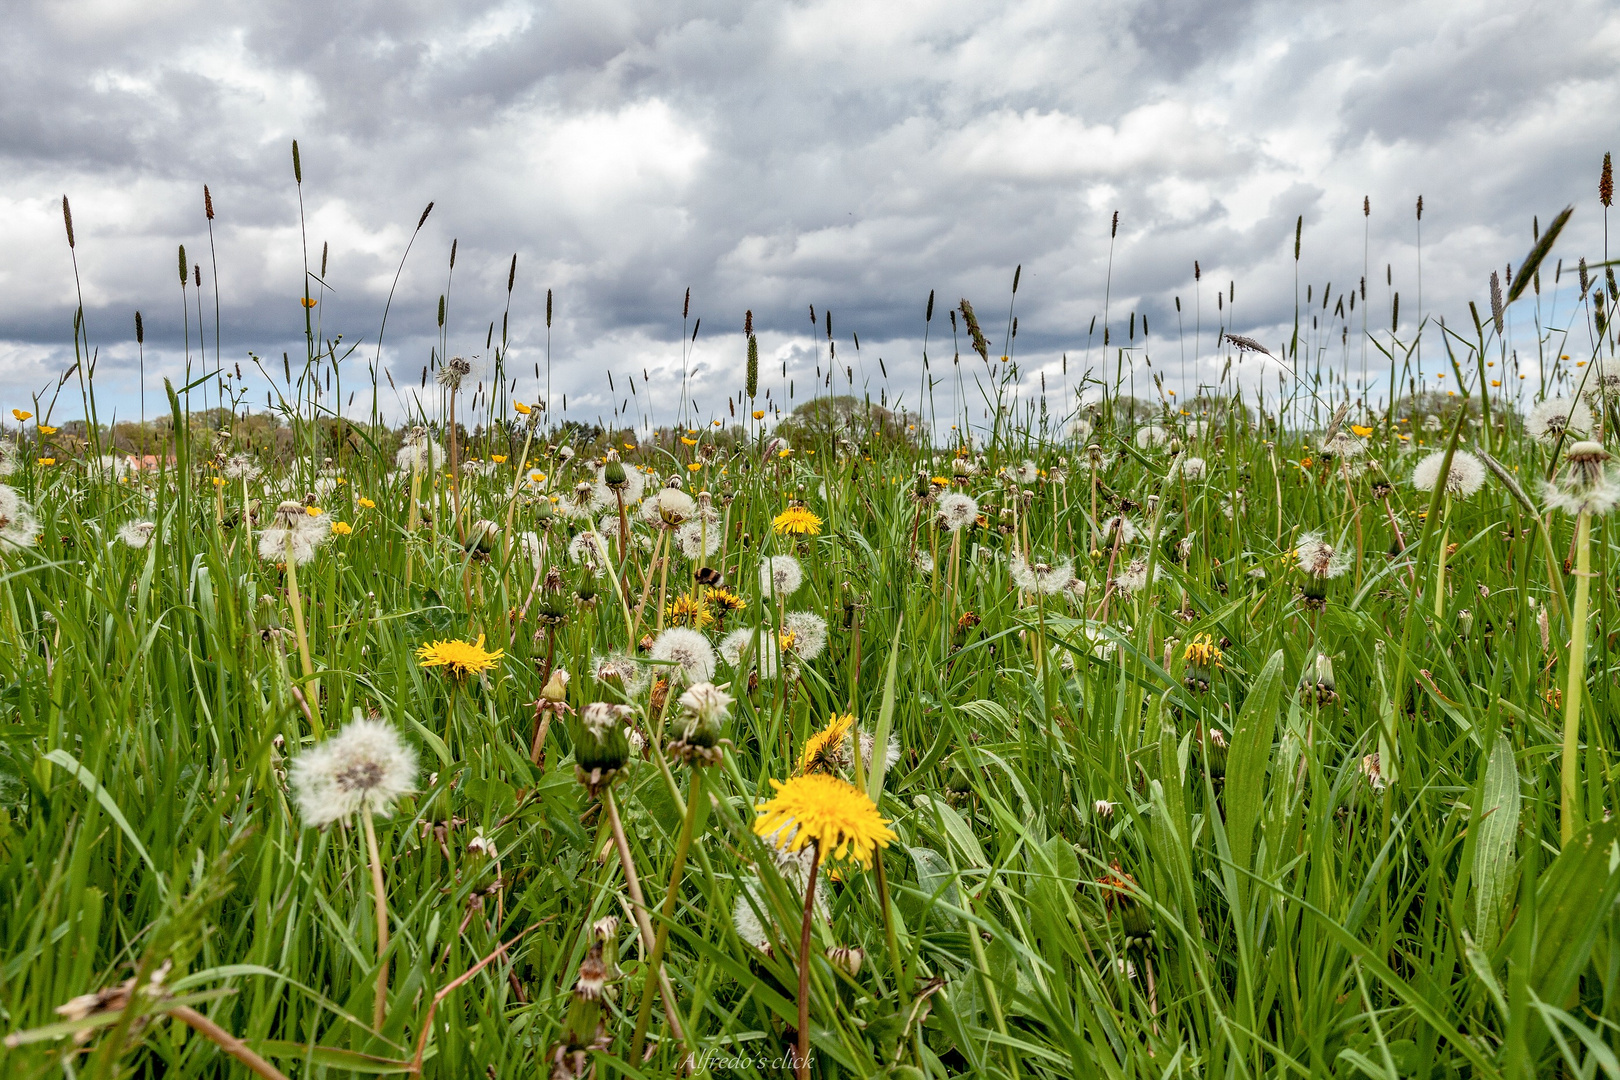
2, 0, 1616, 435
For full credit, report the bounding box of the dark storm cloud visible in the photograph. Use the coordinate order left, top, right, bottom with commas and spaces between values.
0, 0, 1614, 429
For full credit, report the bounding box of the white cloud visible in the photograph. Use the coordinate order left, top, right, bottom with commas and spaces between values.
0, 0, 1614, 431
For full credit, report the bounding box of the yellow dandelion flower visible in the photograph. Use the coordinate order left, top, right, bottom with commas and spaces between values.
306, 505, 323, 516
778, 447, 792, 459
665, 595, 715, 629
12, 410, 31, 422
753, 773, 895, 868
491, 454, 508, 464
752, 410, 765, 420
36, 457, 54, 466
514, 401, 532, 415
1183, 633, 1223, 669
358, 496, 376, 509
704, 586, 744, 613
1350, 424, 1374, 437
212, 476, 227, 487
798, 714, 855, 775
687, 462, 703, 472
416, 634, 505, 678
772, 506, 823, 536
331, 521, 352, 536
681, 436, 698, 446
38, 425, 57, 435
300, 296, 317, 308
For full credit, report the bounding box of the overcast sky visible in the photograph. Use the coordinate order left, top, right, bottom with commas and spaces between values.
2, 0, 1616, 434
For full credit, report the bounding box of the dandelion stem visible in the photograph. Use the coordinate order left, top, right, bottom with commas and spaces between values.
1560, 509, 1592, 844
1434, 495, 1451, 619
628, 769, 704, 1063
361, 804, 390, 1032
601, 787, 693, 1069
168, 1005, 291, 1080
794, 841, 821, 1080
283, 555, 321, 732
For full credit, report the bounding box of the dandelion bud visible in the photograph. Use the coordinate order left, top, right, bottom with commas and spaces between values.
541, 667, 570, 705
827, 945, 864, 977
554, 945, 609, 1067
674, 682, 733, 749
1203, 727, 1229, 777
465, 519, 499, 555
573, 703, 632, 792
1099, 862, 1153, 943
603, 455, 627, 490
1299, 653, 1337, 706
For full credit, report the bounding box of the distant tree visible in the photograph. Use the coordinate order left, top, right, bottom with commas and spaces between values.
775, 395, 920, 451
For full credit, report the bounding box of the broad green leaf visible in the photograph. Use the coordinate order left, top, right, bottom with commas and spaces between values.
1472, 733, 1521, 951
1226, 649, 1285, 873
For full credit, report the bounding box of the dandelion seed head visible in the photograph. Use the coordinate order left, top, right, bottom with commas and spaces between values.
1411, 450, 1486, 497
759, 554, 804, 597
1294, 533, 1350, 579
936, 492, 979, 532
782, 610, 829, 659
719, 626, 781, 680
649, 627, 716, 685
1527, 397, 1593, 444
290, 718, 417, 828
117, 520, 156, 549
1135, 425, 1169, 450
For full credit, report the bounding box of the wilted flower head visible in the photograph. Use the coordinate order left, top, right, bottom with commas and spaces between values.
1008, 460, 1039, 485
258, 500, 330, 565
1527, 397, 1593, 445
649, 627, 716, 685
1543, 441, 1620, 517
117, 520, 156, 549
1411, 450, 1486, 497
436, 355, 473, 390
671, 681, 733, 759
1112, 557, 1164, 596
290, 718, 418, 827
677, 681, 733, 729
594, 652, 649, 696
1319, 432, 1364, 461
567, 530, 610, 573
759, 554, 804, 597
223, 453, 262, 481
1179, 456, 1207, 481
1294, 533, 1350, 579
1009, 552, 1075, 595
1359, 752, 1386, 791
1101, 514, 1139, 546
395, 428, 445, 472
936, 492, 979, 532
